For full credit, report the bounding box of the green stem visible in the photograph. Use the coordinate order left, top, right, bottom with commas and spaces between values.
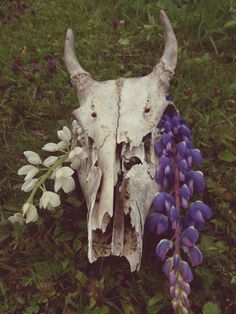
26, 153, 69, 204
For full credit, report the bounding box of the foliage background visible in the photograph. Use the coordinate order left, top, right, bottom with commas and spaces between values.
0, 0, 236, 313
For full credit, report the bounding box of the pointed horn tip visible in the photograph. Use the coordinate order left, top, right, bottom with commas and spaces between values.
65, 29, 74, 41
159, 10, 169, 26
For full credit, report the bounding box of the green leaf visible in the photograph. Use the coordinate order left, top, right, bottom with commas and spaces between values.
223, 19, 236, 29
56, 232, 74, 242
73, 238, 82, 252
118, 38, 130, 46
147, 293, 164, 307
202, 301, 221, 314
76, 270, 88, 287
219, 149, 236, 162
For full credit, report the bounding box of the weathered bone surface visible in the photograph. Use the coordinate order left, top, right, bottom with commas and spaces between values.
64, 10, 177, 271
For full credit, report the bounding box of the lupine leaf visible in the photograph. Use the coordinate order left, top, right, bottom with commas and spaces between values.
202, 301, 221, 314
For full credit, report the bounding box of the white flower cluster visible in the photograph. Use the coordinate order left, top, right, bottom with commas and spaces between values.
8, 122, 86, 225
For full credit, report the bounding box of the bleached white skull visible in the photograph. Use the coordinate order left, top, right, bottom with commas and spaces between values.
64, 10, 177, 271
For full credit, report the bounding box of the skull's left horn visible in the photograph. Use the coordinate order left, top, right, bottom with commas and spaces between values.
154, 10, 178, 81
64, 29, 91, 78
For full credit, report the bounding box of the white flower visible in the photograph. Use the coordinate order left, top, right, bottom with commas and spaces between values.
39, 191, 61, 210
42, 143, 59, 152
57, 141, 68, 150
8, 213, 26, 225
72, 119, 79, 133
21, 178, 38, 192
22, 203, 38, 223
54, 166, 75, 193
43, 156, 58, 167
24, 151, 42, 165
18, 165, 39, 181
68, 147, 87, 169
57, 126, 71, 144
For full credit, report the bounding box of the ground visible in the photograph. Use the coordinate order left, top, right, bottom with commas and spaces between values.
0, 0, 236, 313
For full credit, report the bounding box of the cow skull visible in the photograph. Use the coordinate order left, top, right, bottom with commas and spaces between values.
64, 10, 177, 271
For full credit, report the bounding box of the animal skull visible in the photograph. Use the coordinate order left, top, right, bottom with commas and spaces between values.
64, 10, 177, 271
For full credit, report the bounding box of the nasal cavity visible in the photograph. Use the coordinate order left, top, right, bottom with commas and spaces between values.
123, 156, 142, 170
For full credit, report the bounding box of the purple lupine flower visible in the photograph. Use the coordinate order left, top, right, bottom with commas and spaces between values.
162, 257, 173, 276
161, 133, 172, 152
153, 192, 175, 213
187, 245, 203, 267
169, 206, 179, 229
186, 148, 202, 166
150, 104, 211, 312
180, 184, 191, 208
159, 156, 173, 175
146, 213, 168, 234
180, 261, 193, 282
176, 141, 187, 161
181, 226, 199, 247
189, 201, 212, 224
154, 139, 165, 155
156, 239, 172, 260
186, 170, 205, 193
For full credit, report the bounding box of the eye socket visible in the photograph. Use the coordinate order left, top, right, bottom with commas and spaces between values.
144, 107, 151, 113
91, 112, 97, 118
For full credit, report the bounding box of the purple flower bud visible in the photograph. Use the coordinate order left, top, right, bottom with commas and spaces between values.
161, 133, 172, 151
182, 282, 191, 296
159, 156, 173, 175
181, 226, 199, 247
146, 213, 168, 235
173, 254, 180, 271
171, 300, 178, 311
156, 239, 172, 260
170, 286, 175, 298
169, 270, 177, 285
186, 148, 202, 166
179, 125, 192, 140
176, 141, 187, 160
180, 184, 191, 208
153, 192, 175, 212
163, 257, 173, 276
180, 261, 193, 282
154, 167, 162, 183
187, 171, 205, 193
169, 206, 179, 229
187, 246, 203, 267
154, 140, 165, 155
189, 201, 212, 224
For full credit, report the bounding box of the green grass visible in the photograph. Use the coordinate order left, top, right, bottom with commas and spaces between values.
0, 0, 236, 313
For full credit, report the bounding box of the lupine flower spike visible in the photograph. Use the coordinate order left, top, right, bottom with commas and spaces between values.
147, 99, 212, 313
8, 121, 86, 224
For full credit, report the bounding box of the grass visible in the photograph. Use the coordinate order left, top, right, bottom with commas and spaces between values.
0, 0, 236, 313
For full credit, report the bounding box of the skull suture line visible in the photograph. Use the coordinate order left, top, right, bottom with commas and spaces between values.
64, 10, 177, 271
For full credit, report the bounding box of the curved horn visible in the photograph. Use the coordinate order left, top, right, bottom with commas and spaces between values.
154, 10, 178, 78
64, 29, 90, 77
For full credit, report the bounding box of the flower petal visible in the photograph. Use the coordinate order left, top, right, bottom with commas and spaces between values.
181, 226, 199, 247
42, 143, 59, 152
55, 166, 74, 178
8, 213, 26, 225
187, 246, 203, 267
24, 151, 42, 165
21, 178, 38, 192
25, 204, 38, 223
180, 261, 193, 282
18, 165, 35, 175
162, 257, 173, 276
54, 178, 63, 193
43, 156, 58, 167
62, 177, 75, 193
146, 213, 168, 234
156, 239, 172, 261
57, 126, 71, 143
